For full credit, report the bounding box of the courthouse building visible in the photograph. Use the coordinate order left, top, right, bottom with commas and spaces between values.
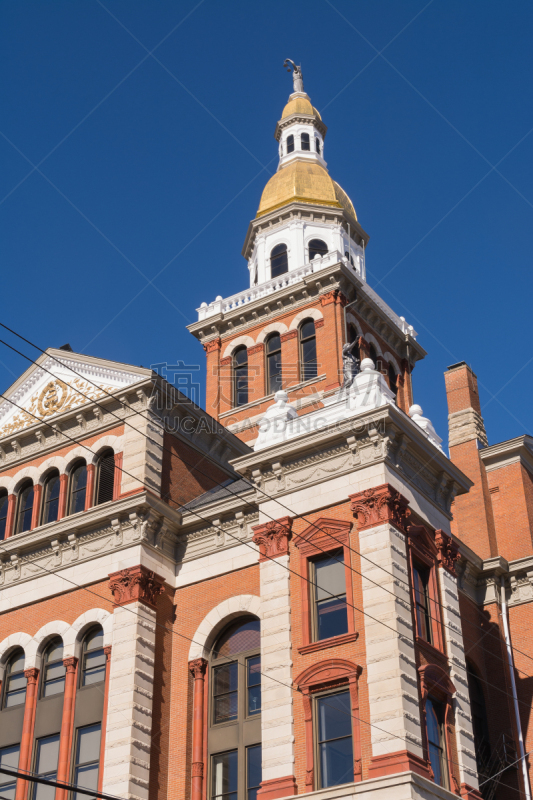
0, 67, 531, 800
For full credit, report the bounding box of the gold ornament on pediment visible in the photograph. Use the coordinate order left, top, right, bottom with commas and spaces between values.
37, 380, 68, 418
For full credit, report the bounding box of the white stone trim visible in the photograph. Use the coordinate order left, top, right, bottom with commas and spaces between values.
222, 336, 256, 359
256, 323, 289, 344
88, 435, 125, 464
7, 465, 41, 494
64, 447, 92, 472
288, 307, 323, 331
188, 594, 262, 661
0, 632, 32, 679
26, 620, 71, 668
383, 351, 401, 373
64, 608, 113, 658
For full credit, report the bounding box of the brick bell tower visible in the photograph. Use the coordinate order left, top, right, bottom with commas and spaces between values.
188, 67, 426, 444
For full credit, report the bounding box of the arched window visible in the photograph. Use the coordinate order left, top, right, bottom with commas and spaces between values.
308, 239, 328, 261
233, 347, 248, 408
266, 334, 282, 395
299, 320, 317, 382
270, 244, 288, 279
344, 250, 354, 267
301, 132, 310, 151
388, 364, 398, 401
209, 618, 261, 800
467, 663, 491, 783
42, 471, 60, 526
16, 481, 34, 534
425, 697, 448, 788
41, 638, 65, 697
69, 461, 87, 515
286, 135, 294, 154
95, 449, 115, 506
3, 649, 26, 708
315, 137, 321, 154
81, 626, 106, 687
0, 491, 8, 540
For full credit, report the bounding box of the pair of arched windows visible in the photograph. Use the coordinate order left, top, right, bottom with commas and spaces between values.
269, 239, 328, 280
281, 135, 321, 156
232, 319, 318, 407
0, 450, 116, 540
1, 626, 106, 710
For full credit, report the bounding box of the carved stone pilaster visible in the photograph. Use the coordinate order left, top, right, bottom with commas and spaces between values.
435, 529, 460, 575
108, 564, 164, 608
252, 516, 292, 562
349, 483, 410, 532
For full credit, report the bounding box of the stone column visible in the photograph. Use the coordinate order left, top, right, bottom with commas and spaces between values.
350, 485, 429, 779
57, 475, 68, 520
15, 668, 39, 800
252, 517, 297, 800
280, 330, 298, 390
4, 494, 15, 538
189, 658, 208, 800
102, 566, 164, 800
30, 484, 42, 530
113, 454, 123, 500
56, 657, 78, 800
435, 533, 480, 796
85, 464, 95, 511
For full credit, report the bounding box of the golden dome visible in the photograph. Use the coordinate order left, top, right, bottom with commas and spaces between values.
281, 94, 322, 121
257, 161, 357, 220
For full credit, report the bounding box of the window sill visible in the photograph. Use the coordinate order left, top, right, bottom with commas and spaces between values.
298, 632, 358, 655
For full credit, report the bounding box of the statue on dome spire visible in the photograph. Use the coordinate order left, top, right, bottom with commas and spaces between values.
283, 59, 304, 93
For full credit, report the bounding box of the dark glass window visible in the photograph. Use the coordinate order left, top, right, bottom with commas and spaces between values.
369, 344, 379, 371
413, 562, 432, 643
246, 745, 262, 800
312, 551, 348, 641
96, 449, 115, 506
301, 132, 310, 151
315, 137, 321, 154
4, 650, 26, 708
73, 724, 101, 800
388, 364, 398, 400
426, 698, 448, 788
81, 627, 106, 687
212, 750, 238, 800
344, 250, 354, 267
42, 472, 60, 526
32, 734, 60, 800
270, 244, 288, 278
213, 662, 238, 724
286, 135, 294, 153
0, 492, 8, 540
266, 334, 282, 395
308, 239, 328, 261
317, 690, 353, 788
16, 482, 34, 534
41, 639, 65, 698
215, 619, 260, 658
233, 347, 248, 408
467, 664, 491, 782
247, 656, 261, 716
0, 744, 20, 800
69, 462, 87, 515
300, 320, 317, 382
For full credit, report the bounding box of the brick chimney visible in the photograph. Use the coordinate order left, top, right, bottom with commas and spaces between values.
444, 362, 497, 559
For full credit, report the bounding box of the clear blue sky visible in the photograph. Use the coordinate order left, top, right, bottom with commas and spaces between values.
1, 0, 532, 448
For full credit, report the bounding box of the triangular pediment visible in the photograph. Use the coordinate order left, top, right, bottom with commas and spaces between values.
0, 348, 151, 439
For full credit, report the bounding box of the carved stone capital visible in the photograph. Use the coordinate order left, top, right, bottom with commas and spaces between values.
350, 483, 410, 532
192, 762, 204, 778
189, 658, 208, 680
252, 516, 293, 562
434, 529, 460, 575
108, 564, 164, 608
24, 667, 39, 684
63, 657, 78, 674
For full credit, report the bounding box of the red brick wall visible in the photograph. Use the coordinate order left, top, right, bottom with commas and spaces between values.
160, 432, 229, 509
487, 464, 533, 560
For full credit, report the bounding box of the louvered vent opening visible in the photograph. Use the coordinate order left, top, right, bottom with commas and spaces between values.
96, 450, 115, 505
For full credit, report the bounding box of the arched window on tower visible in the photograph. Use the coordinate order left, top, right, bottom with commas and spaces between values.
41, 638, 65, 698
308, 239, 328, 261
301, 132, 310, 151
315, 137, 321, 154
233, 347, 249, 408
299, 319, 317, 382
209, 617, 261, 800
388, 364, 398, 402
0, 491, 8, 540
42, 471, 60, 526
16, 481, 34, 534
95, 449, 115, 506
2, 649, 26, 708
270, 244, 288, 279
68, 461, 87, 516
344, 251, 354, 267
286, 135, 294, 154
266, 333, 282, 395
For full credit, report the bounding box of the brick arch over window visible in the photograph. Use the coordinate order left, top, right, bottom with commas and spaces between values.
256, 322, 289, 344
0, 632, 32, 680
188, 595, 262, 661
25, 620, 71, 669
222, 335, 256, 359
288, 308, 323, 331
64, 608, 113, 659
7, 466, 40, 495
295, 658, 363, 791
